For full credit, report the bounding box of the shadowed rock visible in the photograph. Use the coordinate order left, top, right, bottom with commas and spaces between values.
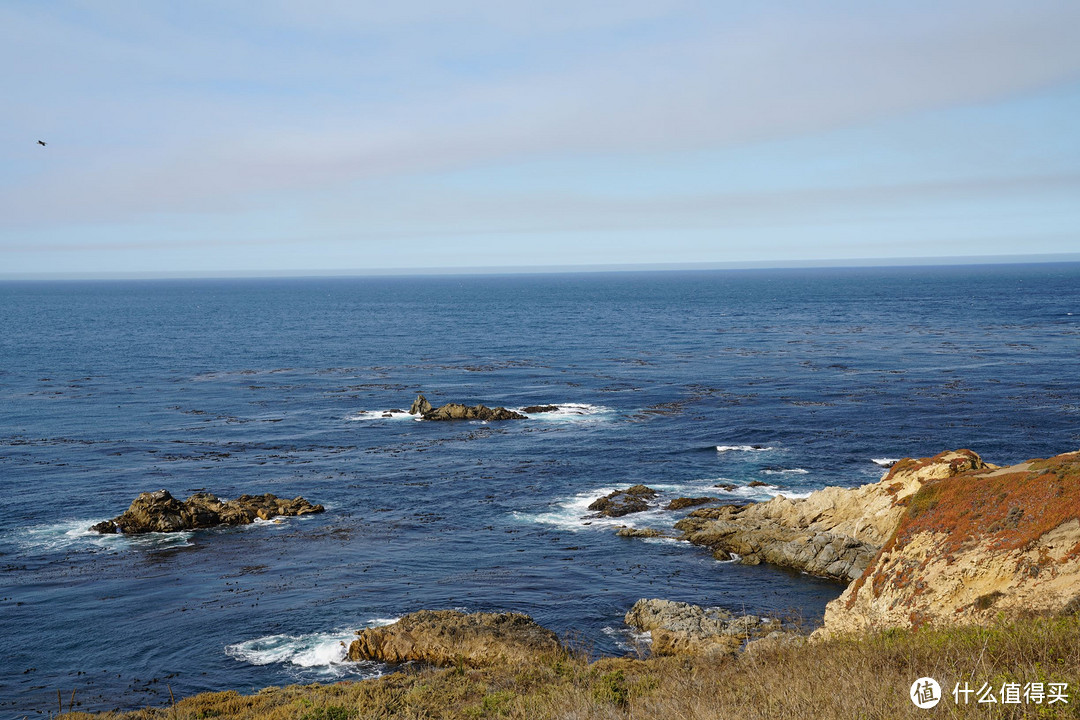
409, 394, 433, 415
665, 497, 719, 511
521, 405, 559, 414
347, 610, 562, 667
90, 489, 323, 534
588, 485, 657, 517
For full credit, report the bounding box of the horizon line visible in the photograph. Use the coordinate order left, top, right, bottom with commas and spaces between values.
3, 252, 1080, 282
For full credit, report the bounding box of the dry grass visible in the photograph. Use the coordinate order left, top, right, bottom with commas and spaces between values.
63, 615, 1080, 720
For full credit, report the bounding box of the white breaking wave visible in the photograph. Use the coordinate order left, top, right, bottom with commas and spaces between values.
16, 518, 194, 552
512, 486, 667, 532
347, 410, 419, 421
225, 618, 400, 675
347, 403, 612, 423
759, 468, 809, 475
715, 445, 773, 453
713, 484, 813, 502
601, 626, 652, 653
513, 403, 613, 422
871, 458, 901, 467
226, 631, 355, 668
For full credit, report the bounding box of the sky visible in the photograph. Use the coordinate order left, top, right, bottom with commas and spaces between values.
2, 0, 1080, 277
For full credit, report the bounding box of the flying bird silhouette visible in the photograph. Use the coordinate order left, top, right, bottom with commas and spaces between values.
37, 140, 47, 146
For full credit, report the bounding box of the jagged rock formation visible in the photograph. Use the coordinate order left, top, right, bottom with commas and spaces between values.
521, 405, 559, 414
409, 394, 433, 415
674, 450, 989, 582
90, 489, 324, 534
820, 449, 1080, 636
588, 485, 657, 517
624, 599, 778, 656
347, 610, 562, 667
408, 394, 526, 421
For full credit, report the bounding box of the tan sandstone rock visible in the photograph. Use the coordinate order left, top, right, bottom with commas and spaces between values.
675, 449, 990, 581
818, 450, 1080, 637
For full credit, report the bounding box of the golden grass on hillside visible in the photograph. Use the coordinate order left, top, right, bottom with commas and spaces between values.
63, 615, 1080, 720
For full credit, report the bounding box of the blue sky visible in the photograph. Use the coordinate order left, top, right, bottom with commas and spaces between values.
3, 0, 1079, 277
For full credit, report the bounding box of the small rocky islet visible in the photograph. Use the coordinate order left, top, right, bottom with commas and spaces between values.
396, 394, 567, 421
90, 489, 324, 534
408, 393, 527, 421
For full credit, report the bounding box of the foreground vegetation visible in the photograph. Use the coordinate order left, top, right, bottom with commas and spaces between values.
63, 615, 1080, 719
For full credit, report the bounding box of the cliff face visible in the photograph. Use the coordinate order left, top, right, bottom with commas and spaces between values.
675, 450, 988, 582
821, 450, 1080, 636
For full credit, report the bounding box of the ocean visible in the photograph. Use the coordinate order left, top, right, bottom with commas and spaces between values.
1, 264, 1078, 715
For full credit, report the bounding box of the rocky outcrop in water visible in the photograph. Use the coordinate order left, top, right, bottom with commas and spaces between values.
820, 449, 1080, 637
624, 598, 779, 656
408, 394, 526, 421
347, 610, 562, 667
665, 497, 718, 511
409, 394, 433, 415
588, 485, 657, 517
675, 450, 989, 582
521, 405, 559, 414
90, 489, 324, 534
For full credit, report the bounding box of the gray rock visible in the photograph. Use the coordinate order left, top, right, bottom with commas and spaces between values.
624, 599, 782, 656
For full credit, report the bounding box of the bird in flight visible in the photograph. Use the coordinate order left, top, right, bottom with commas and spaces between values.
37, 140, 47, 146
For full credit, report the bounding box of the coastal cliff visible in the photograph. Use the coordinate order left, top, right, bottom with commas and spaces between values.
822, 449, 1080, 635
675, 449, 989, 581
673, 447, 1080, 636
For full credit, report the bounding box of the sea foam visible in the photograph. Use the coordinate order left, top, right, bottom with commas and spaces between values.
715, 444, 773, 453
225, 618, 399, 676
513, 403, 613, 422
17, 519, 194, 552
347, 409, 418, 421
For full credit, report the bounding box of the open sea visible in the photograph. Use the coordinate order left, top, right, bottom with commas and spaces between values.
1, 264, 1078, 715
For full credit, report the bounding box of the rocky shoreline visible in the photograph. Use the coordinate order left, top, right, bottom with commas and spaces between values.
341, 448, 1080, 667
69, 447, 1080, 716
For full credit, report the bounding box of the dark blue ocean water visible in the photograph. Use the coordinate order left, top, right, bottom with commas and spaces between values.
1, 265, 1078, 715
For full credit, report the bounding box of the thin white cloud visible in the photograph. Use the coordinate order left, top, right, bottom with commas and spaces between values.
2, 1, 1080, 233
